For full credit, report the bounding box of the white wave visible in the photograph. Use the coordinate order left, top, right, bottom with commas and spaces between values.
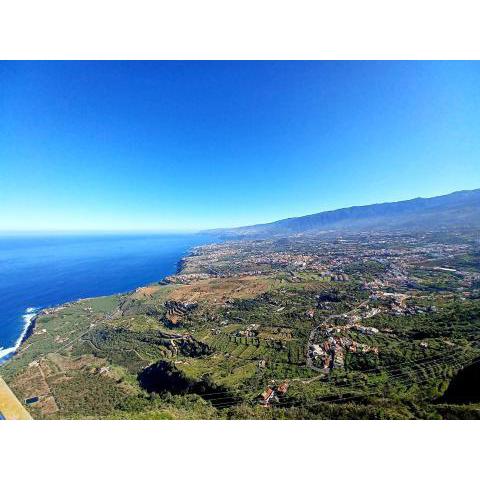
0, 308, 38, 362
0, 345, 16, 360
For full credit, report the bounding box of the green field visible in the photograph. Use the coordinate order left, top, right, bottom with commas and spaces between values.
2, 230, 480, 419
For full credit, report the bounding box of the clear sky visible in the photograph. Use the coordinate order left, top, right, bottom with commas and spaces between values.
1, 61, 479, 232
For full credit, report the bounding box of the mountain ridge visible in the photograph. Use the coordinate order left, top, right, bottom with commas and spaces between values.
204, 188, 480, 237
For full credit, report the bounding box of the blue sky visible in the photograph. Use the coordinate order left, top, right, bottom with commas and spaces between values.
1, 61, 479, 231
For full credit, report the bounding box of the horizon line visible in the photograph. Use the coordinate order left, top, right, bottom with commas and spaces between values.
1, 186, 478, 234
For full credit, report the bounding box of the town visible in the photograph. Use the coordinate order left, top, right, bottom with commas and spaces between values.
2, 228, 479, 419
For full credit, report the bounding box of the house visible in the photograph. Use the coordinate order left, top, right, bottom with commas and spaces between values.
353, 325, 379, 335
310, 344, 324, 357
260, 387, 275, 406
277, 382, 289, 395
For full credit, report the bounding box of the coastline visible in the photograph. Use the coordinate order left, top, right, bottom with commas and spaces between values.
0, 309, 39, 363
0, 243, 210, 366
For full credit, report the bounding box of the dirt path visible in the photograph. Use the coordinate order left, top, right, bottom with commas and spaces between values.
36, 362, 60, 412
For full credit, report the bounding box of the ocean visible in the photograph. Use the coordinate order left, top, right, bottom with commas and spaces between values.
0, 233, 213, 362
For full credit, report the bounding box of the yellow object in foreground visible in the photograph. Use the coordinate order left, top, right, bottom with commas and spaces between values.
0, 376, 32, 420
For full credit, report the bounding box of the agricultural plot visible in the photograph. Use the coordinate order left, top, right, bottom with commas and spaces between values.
2, 230, 480, 419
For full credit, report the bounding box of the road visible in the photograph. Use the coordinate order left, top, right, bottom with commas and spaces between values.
306, 300, 370, 372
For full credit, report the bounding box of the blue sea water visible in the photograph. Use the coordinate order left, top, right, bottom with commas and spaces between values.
0, 233, 213, 361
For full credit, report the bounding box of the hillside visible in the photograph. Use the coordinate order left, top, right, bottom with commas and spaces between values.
205, 189, 480, 237
2, 229, 480, 419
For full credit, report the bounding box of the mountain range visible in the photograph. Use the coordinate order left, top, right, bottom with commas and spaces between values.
205, 188, 480, 237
